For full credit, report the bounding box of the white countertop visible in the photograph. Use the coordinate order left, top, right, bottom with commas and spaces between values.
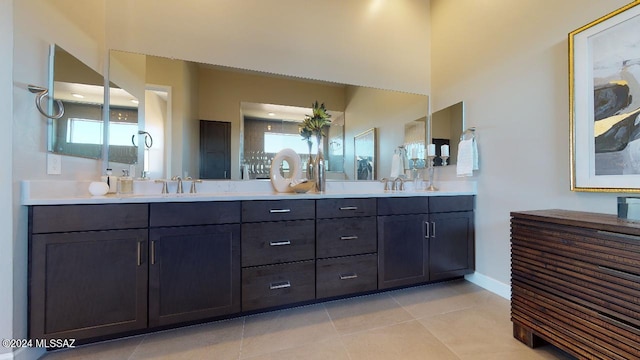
21, 179, 477, 205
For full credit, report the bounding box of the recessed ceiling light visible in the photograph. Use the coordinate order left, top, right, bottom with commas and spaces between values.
131, 99, 139, 104
72, 93, 84, 98
268, 112, 276, 116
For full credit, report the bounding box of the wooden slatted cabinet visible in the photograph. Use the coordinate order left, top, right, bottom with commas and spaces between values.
511, 210, 640, 360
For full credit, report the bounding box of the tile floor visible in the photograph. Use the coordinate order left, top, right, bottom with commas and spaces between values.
41, 280, 575, 360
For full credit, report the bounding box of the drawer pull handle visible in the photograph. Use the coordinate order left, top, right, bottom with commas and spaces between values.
339, 273, 358, 280
425, 221, 430, 238
269, 281, 291, 290
598, 265, 640, 282
340, 206, 358, 211
270, 240, 291, 246
269, 209, 291, 213
340, 235, 358, 240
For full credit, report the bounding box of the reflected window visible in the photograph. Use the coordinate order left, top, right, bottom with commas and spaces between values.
66, 118, 137, 146
264, 132, 317, 154
66, 118, 103, 145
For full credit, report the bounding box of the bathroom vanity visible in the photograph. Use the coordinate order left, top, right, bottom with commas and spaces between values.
24, 180, 475, 344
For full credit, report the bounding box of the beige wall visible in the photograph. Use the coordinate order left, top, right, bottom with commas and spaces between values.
431, 0, 631, 293
105, 0, 431, 95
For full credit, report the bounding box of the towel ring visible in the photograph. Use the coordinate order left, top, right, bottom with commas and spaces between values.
28, 85, 65, 119
131, 131, 154, 149
460, 127, 476, 141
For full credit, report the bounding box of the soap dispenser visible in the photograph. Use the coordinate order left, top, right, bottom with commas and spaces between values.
118, 169, 134, 195
101, 168, 118, 193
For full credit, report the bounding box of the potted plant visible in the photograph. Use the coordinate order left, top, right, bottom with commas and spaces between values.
302, 101, 331, 191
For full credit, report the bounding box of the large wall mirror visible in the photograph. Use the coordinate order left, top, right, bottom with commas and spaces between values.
108, 49, 427, 181
49, 45, 140, 166
431, 101, 465, 166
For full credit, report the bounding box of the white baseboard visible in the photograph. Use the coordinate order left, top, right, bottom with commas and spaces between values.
465, 272, 511, 300
3, 347, 45, 360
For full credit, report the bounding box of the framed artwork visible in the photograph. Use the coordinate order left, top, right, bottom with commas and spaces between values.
570, 1, 640, 192
354, 128, 376, 180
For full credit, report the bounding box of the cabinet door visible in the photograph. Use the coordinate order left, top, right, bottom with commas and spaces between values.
429, 211, 474, 281
149, 224, 240, 327
377, 214, 429, 289
30, 229, 148, 341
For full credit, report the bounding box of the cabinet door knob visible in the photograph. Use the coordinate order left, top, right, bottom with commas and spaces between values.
269, 281, 291, 290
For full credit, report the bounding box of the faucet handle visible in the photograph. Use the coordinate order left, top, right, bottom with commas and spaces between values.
380, 177, 391, 191
190, 179, 203, 193
154, 179, 169, 194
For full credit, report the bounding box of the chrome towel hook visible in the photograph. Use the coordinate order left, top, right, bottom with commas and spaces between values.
28, 84, 64, 119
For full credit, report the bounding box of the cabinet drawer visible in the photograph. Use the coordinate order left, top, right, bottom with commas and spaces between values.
429, 196, 474, 213
242, 200, 315, 223
316, 217, 376, 258
377, 197, 429, 216
316, 198, 376, 219
242, 261, 315, 311
150, 201, 240, 227
242, 220, 315, 267
316, 254, 377, 299
31, 204, 148, 233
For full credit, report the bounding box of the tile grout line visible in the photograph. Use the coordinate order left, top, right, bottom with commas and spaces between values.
237, 315, 247, 360
322, 302, 354, 360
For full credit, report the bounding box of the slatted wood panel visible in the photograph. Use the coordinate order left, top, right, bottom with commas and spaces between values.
511, 210, 640, 360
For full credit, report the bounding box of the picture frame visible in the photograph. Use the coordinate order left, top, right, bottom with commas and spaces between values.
354, 128, 377, 180
570, 1, 640, 192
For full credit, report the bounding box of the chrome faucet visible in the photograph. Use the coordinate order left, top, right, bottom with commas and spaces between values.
171, 176, 184, 194
392, 177, 405, 191
380, 177, 392, 191
190, 179, 203, 193
155, 179, 169, 194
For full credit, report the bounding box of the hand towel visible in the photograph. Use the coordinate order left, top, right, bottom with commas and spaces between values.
390, 153, 401, 178
457, 138, 475, 177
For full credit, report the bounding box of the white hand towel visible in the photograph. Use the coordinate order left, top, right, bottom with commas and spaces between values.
457, 139, 474, 177
472, 138, 479, 170
390, 153, 401, 178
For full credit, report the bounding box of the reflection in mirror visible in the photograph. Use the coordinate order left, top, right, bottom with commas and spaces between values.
241, 102, 344, 180
431, 101, 465, 166
108, 50, 427, 180
108, 51, 142, 170
404, 116, 427, 169
50, 45, 105, 159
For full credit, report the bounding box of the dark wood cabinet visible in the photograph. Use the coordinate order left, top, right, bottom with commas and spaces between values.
29, 205, 148, 342
511, 210, 640, 360
149, 224, 240, 327
377, 196, 474, 289
241, 200, 316, 311
242, 260, 315, 311
316, 253, 378, 298
377, 213, 430, 289
428, 211, 475, 281
315, 198, 378, 299
28, 194, 475, 345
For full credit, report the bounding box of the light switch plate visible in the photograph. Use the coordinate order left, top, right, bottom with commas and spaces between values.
47, 153, 61, 175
